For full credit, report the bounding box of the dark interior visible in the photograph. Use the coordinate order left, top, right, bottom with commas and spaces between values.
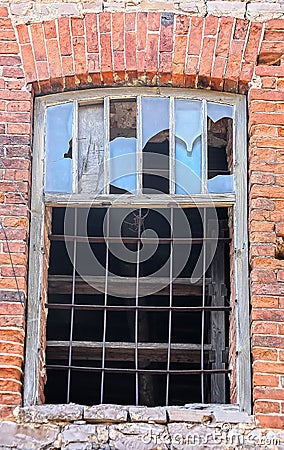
45, 206, 230, 406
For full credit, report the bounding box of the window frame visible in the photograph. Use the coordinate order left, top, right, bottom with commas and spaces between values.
24, 87, 250, 413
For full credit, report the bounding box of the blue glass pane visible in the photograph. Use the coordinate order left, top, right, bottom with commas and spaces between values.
207, 102, 234, 123
110, 137, 137, 193
208, 174, 234, 193
142, 97, 170, 148
175, 99, 202, 194
45, 103, 73, 193
176, 138, 202, 194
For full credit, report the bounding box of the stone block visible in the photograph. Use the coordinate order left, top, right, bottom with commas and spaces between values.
84, 404, 128, 423
61, 424, 109, 446
15, 403, 84, 423
0, 421, 59, 450
128, 406, 167, 423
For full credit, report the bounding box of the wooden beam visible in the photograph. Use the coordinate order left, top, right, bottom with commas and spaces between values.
46, 340, 212, 363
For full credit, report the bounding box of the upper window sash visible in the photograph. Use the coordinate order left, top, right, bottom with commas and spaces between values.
40, 88, 242, 203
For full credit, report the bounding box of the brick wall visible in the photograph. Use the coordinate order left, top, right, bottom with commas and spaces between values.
0, 5, 284, 431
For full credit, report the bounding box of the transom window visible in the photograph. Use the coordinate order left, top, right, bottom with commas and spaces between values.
25, 88, 250, 412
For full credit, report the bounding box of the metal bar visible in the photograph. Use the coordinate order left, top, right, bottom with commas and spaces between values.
47, 365, 231, 375
166, 207, 173, 405
169, 97, 175, 195
46, 304, 231, 312
201, 208, 206, 403
137, 96, 143, 195
135, 208, 142, 405
66, 207, 78, 403
201, 99, 208, 194
50, 235, 231, 243
100, 208, 110, 403
104, 97, 110, 194
72, 101, 79, 194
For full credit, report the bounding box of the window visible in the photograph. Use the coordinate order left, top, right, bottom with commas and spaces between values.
25, 88, 250, 412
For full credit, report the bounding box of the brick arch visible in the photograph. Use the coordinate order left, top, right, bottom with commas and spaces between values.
16, 12, 265, 95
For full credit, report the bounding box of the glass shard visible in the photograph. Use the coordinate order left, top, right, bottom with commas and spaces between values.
142, 97, 170, 148
175, 99, 202, 194
207, 102, 234, 123
78, 103, 104, 194
45, 103, 73, 193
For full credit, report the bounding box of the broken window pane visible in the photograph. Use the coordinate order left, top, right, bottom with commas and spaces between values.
207, 109, 234, 193
78, 103, 104, 194
45, 103, 73, 193
175, 99, 202, 194
110, 99, 137, 194
142, 98, 170, 194
207, 102, 233, 123
142, 97, 170, 149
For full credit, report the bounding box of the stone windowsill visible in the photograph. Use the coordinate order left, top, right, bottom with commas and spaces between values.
13, 403, 253, 425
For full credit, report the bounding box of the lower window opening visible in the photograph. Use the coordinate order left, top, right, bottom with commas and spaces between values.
45, 206, 231, 406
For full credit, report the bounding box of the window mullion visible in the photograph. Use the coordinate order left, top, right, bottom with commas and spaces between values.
137, 96, 143, 195
201, 99, 208, 194
104, 97, 110, 194
169, 97, 175, 195
72, 101, 79, 194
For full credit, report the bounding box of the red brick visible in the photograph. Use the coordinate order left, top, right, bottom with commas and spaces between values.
0, 56, 21, 66
264, 29, 284, 41
145, 33, 158, 74
253, 335, 284, 349
2, 67, 24, 78
99, 12, 111, 33
198, 37, 215, 88
148, 12, 160, 31
61, 55, 74, 77
244, 22, 263, 62
137, 12, 147, 51
30, 23, 46, 62
254, 387, 284, 401
72, 36, 86, 75
215, 16, 234, 57
112, 12, 124, 52
173, 33, 187, 84
234, 19, 249, 40
100, 33, 112, 72
125, 32, 137, 71
211, 56, 226, 90
0, 42, 19, 55
58, 17, 72, 56
265, 19, 284, 30
204, 16, 218, 36
71, 17, 84, 36
16, 24, 29, 44
113, 51, 125, 72
125, 12, 136, 31
224, 40, 245, 91
253, 373, 279, 387
0, 7, 8, 17
85, 14, 98, 53
20, 44, 36, 83
45, 39, 62, 79
36, 61, 49, 80
175, 15, 189, 35
159, 52, 172, 74
257, 414, 284, 429
252, 347, 278, 361
43, 20, 57, 39
187, 16, 203, 55
254, 400, 280, 413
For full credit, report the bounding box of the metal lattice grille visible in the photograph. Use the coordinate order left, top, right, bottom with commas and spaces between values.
45, 206, 231, 406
